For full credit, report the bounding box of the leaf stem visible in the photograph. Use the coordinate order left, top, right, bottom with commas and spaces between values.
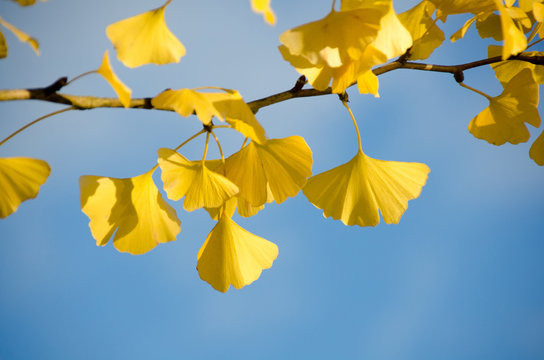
0, 106, 75, 148
173, 129, 205, 151
342, 101, 363, 153
527, 36, 544, 50
202, 132, 210, 163
65, 70, 97, 87
210, 130, 225, 164
458, 82, 492, 101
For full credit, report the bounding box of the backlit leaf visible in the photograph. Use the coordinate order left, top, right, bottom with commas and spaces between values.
157, 148, 239, 211
223, 136, 312, 206
79, 169, 181, 255
152, 88, 266, 144
303, 150, 430, 226
0, 157, 50, 219
197, 215, 278, 292
398, 0, 445, 60
468, 69, 541, 145
488, 45, 544, 85
106, 1, 185, 68
96, 50, 132, 108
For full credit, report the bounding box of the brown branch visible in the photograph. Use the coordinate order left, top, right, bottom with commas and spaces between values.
0, 53, 542, 114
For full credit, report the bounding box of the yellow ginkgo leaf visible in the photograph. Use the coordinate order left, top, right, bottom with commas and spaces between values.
157, 148, 239, 211
0, 16, 39, 55
152, 88, 266, 144
450, 16, 478, 42
205, 195, 267, 220
529, 129, 544, 165
488, 45, 544, 85
0, 29, 6, 58
534, 2, 544, 21
303, 150, 430, 227
476, 13, 503, 40
495, 0, 527, 59
279, 4, 388, 91
250, 0, 276, 25
106, 0, 185, 68
430, 0, 496, 19
468, 69, 541, 145
398, 0, 444, 60
11, 0, 46, 6
0, 157, 50, 219
96, 50, 132, 108
357, 69, 380, 97
197, 215, 278, 292
223, 136, 312, 206
79, 169, 181, 255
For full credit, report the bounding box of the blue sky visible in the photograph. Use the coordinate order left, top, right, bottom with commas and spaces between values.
1, 0, 543, 359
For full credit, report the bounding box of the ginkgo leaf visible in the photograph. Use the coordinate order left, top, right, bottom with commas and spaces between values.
468, 69, 541, 145
106, 0, 185, 68
488, 45, 544, 85
0, 157, 50, 219
430, 0, 496, 19
0, 16, 39, 55
205, 195, 267, 220
476, 13, 503, 40
450, 16, 477, 42
250, 0, 276, 25
152, 88, 266, 144
79, 169, 181, 255
495, 0, 527, 59
529, 129, 544, 165
303, 150, 430, 226
357, 69, 380, 97
398, 0, 444, 60
223, 136, 312, 206
279, 4, 388, 92
0, 29, 6, 58
197, 215, 278, 292
96, 50, 131, 108
534, 2, 544, 21
157, 148, 239, 211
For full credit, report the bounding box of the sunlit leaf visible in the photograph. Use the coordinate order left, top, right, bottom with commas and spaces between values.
488, 45, 544, 85
0, 157, 50, 219
152, 88, 266, 144
250, 0, 276, 25
0, 16, 39, 55
197, 215, 278, 292
398, 0, 445, 60
106, 1, 185, 68
223, 136, 312, 206
495, 0, 527, 59
279, 4, 388, 92
529, 129, 544, 165
96, 50, 132, 108
79, 169, 181, 255
468, 69, 541, 145
357, 69, 380, 97
157, 148, 239, 211
303, 150, 430, 226
430, 0, 496, 19
450, 16, 477, 42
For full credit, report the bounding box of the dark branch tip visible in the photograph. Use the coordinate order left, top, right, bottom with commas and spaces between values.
454, 70, 464, 83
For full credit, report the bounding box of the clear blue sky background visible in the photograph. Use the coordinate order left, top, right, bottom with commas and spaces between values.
1, 0, 543, 359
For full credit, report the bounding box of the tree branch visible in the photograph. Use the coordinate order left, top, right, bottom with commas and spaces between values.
1, 53, 542, 114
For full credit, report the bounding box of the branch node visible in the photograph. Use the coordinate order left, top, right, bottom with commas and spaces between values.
454, 69, 464, 83
397, 47, 412, 65
289, 75, 307, 93
43, 77, 68, 96
338, 92, 349, 103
